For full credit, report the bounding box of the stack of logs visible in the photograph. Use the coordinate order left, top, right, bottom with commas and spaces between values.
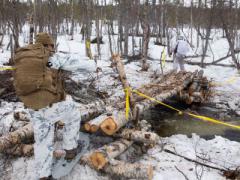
0, 55, 212, 180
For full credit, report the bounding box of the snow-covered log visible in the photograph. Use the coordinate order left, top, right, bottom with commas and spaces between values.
116, 128, 160, 145
88, 139, 133, 170
111, 54, 130, 91
111, 54, 134, 106
0, 124, 33, 153
4, 143, 33, 157
133, 71, 198, 111
81, 153, 153, 180
104, 159, 153, 180
80, 100, 106, 123
84, 114, 110, 132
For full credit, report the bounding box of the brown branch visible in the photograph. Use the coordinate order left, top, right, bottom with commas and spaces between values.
164, 149, 226, 172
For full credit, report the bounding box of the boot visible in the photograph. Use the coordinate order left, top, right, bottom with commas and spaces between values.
39, 175, 53, 180
64, 148, 77, 161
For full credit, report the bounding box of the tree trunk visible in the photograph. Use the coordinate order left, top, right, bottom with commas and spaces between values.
141, 9, 150, 72
89, 139, 133, 169
116, 128, 160, 145
100, 110, 127, 135
84, 114, 110, 133
70, 0, 74, 40
0, 124, 33, 153
223, 24, 240, 70
104, 159, 153, 180
29, 14, 34, 44
111, 54, 134, 107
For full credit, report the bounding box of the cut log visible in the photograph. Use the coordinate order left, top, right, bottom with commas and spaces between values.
100, 110, 128, 135
4, 144, 33, 157
133, 71, 195, 103
89, 139, 133, 169
111, 54, 130, 91
14, 111, 30, 122
111, 54, 134, 108
0, 124, 33, 153
134, 71, 198, 111
84, 114, 110, 132
80, 100, 106, 123
116, 128, 160, 145
104, 159, 153, 180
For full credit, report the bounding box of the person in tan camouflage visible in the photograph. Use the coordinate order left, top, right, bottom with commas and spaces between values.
14, 33, 81, 180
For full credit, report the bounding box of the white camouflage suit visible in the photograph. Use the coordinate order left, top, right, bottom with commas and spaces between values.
171, 38, 190, 71
28, 54, 82, 179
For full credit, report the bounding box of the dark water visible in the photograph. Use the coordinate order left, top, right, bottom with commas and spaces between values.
143, 102, 240, 142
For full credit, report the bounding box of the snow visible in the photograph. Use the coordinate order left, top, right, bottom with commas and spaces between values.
1, 25, 240, 179
145, 134, 240, 180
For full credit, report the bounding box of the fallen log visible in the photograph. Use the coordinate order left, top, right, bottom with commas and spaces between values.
188, 70, 204, 95
4, 143, 33, 157
135, 71, 199, 109
100, 110, 128, 135
116, 128, 160, 145
80, 100, 106, 123
81, 151, 153, 179
133, 71, 194, 103
0, 124, 33, 153
84, 114, 110, 132
89, 139, 133, 170
111, 54, 134, 107
103, 159, 153, 180
151, 58, 235, 67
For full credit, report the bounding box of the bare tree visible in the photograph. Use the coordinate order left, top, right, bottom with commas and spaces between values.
140, 1, 150, 71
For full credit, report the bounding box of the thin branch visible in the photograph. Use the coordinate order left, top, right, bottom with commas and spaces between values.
175, 165, 190, 180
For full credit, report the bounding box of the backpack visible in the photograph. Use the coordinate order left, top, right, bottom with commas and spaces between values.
13, 43, 65, 110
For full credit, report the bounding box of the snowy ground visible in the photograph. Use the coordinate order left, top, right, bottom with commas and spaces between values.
0, 30, 240, 180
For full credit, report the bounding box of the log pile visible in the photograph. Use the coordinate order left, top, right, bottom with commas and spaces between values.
178, 70, 212, 104
0, 55, 213, 180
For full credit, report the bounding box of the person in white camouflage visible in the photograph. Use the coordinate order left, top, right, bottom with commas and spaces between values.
14, 33, 83, 180
29, 96, 80, 179
170, 35, 190, 71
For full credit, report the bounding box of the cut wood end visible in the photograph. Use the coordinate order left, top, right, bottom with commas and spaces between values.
84, 123, 91, 132
90, 125, 99, 132
100, 117, 117, 135
90, 152, 108, 170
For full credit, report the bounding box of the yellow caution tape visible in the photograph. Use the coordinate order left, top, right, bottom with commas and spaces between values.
86, 40, 91, 50
86, 40, 93, 60
0, 66, 15, 71
161, 47, 166, 67
188, 113, 240, 130
125, 88, 130, 120
125, 88, 240, 130
132, 89, 183, 115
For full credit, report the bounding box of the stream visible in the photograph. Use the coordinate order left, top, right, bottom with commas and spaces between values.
144, 101, 240, 142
